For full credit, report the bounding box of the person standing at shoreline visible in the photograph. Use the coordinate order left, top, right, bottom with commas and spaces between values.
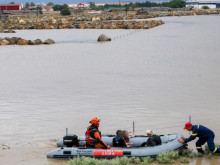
178, 122, 220, 154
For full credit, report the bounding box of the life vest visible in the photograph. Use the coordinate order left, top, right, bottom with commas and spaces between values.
85, 125, 101, 145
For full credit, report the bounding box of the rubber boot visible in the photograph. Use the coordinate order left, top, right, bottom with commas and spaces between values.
197, 149, 205, 154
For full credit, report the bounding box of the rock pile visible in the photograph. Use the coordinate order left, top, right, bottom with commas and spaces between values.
0, 16, 163, 30
0, 8, 219, 30
0, 30, 16, 33
0, 37, 55, 46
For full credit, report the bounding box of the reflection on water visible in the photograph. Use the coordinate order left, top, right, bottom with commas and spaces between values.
0, 16, 220, 152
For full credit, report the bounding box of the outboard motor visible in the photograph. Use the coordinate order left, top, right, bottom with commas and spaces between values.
63, 134, 79, 147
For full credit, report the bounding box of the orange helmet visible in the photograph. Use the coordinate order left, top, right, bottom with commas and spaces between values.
90, 117, 100, 125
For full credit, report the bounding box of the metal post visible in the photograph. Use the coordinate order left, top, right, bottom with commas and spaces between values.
66, 128, 68, 135
189, 116, 191, 135
133, 121, 135, 136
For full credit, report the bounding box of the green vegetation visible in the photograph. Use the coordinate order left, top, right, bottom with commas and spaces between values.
112, 157, 129, 165
53, 4, 71, 16
64, 156, 154, 165
89, 1, 169, 11
181, 149, 197, 158
156, 151, 179, 164
9, 2, 15, 4
140, 157, 154, 165
88, 0, 186, 11
47, 2, 54, 6
129, 157, 141, 164
35, 6, 42, 11
25, 2, 30, 8
202, 6, 210, 9
61, 8, 71, 16
25, 2, 36, 8
30, 2, 35, 6
168, 0, 186, 8
180, 157, 190, 163
53, 4, 69, 11
65, 148, 220, 165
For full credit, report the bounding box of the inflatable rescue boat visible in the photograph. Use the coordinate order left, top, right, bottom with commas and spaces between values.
47, 133, 187, 159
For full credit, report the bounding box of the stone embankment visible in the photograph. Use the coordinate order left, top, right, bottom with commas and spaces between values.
0, 9, 219, 30
0, 16, 163, 30
0, 37, 55, 45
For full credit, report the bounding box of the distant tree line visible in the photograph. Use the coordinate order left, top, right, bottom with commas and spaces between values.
53, 4, 71, 16
24, 2, 54, 8
89, 0, 186, 10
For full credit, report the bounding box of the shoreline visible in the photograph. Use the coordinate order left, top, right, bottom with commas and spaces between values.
1, 140, 220, 165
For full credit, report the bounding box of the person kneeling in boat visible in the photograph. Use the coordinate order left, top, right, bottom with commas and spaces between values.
178, 122, 220, 154
85, 117, 111, 149
141, 130, 161, 147
113, 130, 127, 147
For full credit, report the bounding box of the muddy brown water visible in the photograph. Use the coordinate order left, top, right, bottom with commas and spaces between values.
0, 15, 220, 164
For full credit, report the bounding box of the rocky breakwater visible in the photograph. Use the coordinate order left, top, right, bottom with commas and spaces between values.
0, 37, 55, 46
1, 8, 219, 30
135, 8, 220, 18
0, 16, 163, 30
73, 20, 163, 29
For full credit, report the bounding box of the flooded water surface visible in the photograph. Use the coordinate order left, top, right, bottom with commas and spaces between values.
0, 15, 220, 165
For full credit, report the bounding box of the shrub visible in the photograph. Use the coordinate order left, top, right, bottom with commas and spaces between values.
129, 157, 141, 164
180, 157, 190, 163
141, 157, 154, 165
202, 6, 209, 9
168, 0, 186, 8
181, 149, 196, 158
61, 8, 71, 16
112, 157, 129, 165
156, 151, 179, 164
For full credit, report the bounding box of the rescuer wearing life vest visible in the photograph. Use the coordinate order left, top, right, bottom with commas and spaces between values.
85, 117, 111, 149
178, 122, 220, 154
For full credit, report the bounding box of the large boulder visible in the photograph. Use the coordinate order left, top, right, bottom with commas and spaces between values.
4, 37, 15, 45
19, 19, 27, 25
17, 38, 29, 45
97, 34, 111, 42
0, 39, 10, 45
124, 24, 132, 29
11, 37, 20, 44
43, 39, 55, 45
33, 39, 43, 45
51, 19, 57, 24
143, 24, 149, 29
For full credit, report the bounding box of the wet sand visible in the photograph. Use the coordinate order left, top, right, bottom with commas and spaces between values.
1, 15, 220, 164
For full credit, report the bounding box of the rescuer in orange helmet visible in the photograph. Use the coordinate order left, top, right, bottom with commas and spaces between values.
85, 117, 111, 149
